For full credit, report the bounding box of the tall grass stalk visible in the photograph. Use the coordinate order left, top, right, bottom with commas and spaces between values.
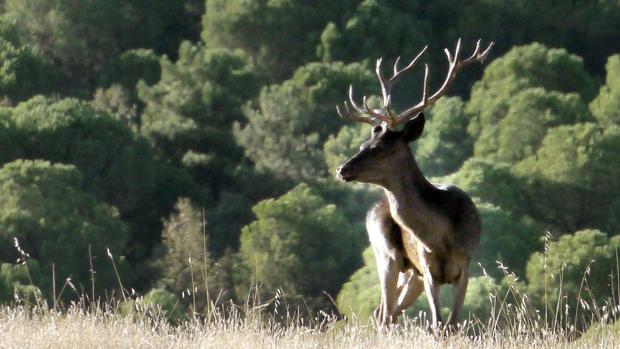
3, 236, 620, 348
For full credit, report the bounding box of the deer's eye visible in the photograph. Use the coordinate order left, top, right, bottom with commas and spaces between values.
372, 125, 382, 134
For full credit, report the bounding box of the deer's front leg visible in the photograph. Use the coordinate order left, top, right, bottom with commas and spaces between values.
374, 253, 400, 326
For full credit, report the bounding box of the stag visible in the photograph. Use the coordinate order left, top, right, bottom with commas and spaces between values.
336, 39, 493, 331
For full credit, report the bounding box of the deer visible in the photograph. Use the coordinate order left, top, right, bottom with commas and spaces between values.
335, 39, 493, 332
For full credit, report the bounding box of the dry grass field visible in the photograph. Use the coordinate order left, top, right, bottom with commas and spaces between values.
0, 302, 618, 349
2, 239, 619, 348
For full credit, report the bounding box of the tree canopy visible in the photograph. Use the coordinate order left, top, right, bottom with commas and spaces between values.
239, 183, 361, 311
235, 62, 374, 181
526, 229, 620, 320
416, 97, 473, 176
0, 37, 60, 102
203, 0, 352, 81
3, 0, 202, 91
467, 43, 597, 160
0, 159, 129, 298
590, 55, 620, 126
0, 0, 619, 325
140, 44, 262, 195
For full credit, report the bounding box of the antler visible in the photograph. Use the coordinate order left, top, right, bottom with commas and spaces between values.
336, 86, 380, 126
337, 39, 494, 129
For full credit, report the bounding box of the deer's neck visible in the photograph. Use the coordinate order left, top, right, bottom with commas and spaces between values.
382, 150, 436, 230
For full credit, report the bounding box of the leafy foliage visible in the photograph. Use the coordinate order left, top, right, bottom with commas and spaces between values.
462, 275, 526, 321
512, 0, 620, 74
91, 85, 139, 130
0, 37, 60, 102
239, 183, 361, 310
0, 160, 129, 298
97, 49, 161, 104
0, 96, 194, 277
448, 158, 528, 215
0, 113, 20, 164
235, 62, 374, 181
138, 43, 267, 255
3, 0, 202, 89
416, 97, 473, 176
336, 247, 380, 321
141, 288, 188, 323
489, 89, 590, 163
152, 197, 242, 310
467, 43, 597, 159
590, 55, 620, 126
203, 0, 352, 80
154, 199, 211, 311
526, 230, 620, 314
120, 288, 188, 323
0, 262, 42, 303
140, 43, 262, 195
0, 0, 619, 323
475, 202, 543, 279
318, 0, 427, 65
515, 124, 620, 233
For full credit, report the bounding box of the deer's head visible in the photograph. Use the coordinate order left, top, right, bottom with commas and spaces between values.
336, 39, 493, 186
336, 115, 425, 185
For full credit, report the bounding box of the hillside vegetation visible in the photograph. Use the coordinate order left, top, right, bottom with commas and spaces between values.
1, 1, 620, 344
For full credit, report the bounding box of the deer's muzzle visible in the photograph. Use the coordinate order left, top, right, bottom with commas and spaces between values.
336, 165, 356, 182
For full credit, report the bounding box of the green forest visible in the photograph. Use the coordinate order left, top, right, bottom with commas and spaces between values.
1, 0, 620, 327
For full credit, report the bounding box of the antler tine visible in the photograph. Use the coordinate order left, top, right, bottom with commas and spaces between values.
336, 102, 376, 126
393, 56, 401, 76
333, 86, 380, 126
363, 95, 392, 125
454, 38, 462, 64
422, 64, 429, 105
335, 104, 346, 119
391, 46, 428, 83
394, 39, 492, 124
348, 85, 365, 114
460, 39, 494, 66
375, 58, 389, 106
374, 58, 396, 127
456, 38, 493, 68
374, 46, 429, 127
480, 42, 494, 60
465, 39, 482, 63
337, 39, 492, 129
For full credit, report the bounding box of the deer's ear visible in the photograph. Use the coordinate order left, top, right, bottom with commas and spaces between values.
403, 113, 425, 142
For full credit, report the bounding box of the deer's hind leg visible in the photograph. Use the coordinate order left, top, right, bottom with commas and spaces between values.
447, 267, 468, 331
419, 251, 444, 331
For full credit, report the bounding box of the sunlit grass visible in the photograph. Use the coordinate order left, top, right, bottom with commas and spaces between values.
0, 301, 618, 349
1, 237, 619, 348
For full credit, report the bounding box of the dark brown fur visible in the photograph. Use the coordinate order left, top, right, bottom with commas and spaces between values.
335, 40, 491, 331
338, 115, 482, 330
